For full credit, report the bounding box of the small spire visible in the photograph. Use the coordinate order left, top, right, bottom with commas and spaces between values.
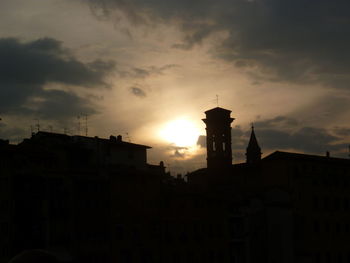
246, 125, 262, 164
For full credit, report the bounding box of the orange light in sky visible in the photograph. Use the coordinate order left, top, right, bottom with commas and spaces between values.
159, 118, 201, 147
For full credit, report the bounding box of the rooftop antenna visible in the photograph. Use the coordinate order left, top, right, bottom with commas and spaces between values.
63, 127, 68, 135
83, 114, 88, 136
77, 115, 81, 135
48, 125, 53, 133
125, 132, 131, 142
34, 119, 40, 132
216, 94, 219, 107
167, 163, 171, 174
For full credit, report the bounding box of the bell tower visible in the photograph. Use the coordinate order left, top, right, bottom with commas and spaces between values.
202, 107, 234, 170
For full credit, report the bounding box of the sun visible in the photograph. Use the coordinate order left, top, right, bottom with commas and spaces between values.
159, 118, 201, 147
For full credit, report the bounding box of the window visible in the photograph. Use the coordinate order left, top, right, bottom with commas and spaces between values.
223, 142, 226, 151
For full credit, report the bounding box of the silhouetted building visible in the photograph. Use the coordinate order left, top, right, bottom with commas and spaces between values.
2, 107, 350, 263
246, 125, 262, 164
202, 107, 234, 170
188, 107, 350, 263
0, 132, 166, 263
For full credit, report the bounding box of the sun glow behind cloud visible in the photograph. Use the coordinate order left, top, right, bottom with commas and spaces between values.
159, 118, 201, 148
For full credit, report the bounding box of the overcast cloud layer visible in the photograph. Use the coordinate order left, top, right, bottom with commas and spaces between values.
86, 0, 350, 89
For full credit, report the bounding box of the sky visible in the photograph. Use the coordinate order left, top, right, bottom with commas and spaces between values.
1, 0, 350, 174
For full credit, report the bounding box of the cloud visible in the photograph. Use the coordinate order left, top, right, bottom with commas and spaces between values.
333, 127, 350, 137
254, 116, 299, 130
130, 86, 147, 97
196, 135, 206, 148
0, 37, 115, 119
0, 120, 27, 142
165, 144, 189, 159
123, 64, 179, 78
253, 117, 349, 156
86, 0, 350, 88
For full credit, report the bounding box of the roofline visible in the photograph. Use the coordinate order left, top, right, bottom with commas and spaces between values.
204, 107, 232, 114
263, 150, 350, 163
32, 131, 152, 149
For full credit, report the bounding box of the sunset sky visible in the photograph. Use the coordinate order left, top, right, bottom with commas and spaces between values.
1, 0, 350, 174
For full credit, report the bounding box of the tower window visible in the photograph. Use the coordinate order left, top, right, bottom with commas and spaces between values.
213, 141, 216, 151
223, 142, 226, 151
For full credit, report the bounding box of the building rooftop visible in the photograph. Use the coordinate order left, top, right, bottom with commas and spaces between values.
263, 150, 350, 164
29, 131, 151, 149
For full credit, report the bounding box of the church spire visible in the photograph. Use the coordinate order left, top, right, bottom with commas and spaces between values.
246, 124, 262, 164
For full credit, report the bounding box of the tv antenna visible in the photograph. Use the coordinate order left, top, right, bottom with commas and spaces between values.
83, 114, 88, 136
48, 125, 53, 133
125, 132, 131, 142
216, 94, 219, 107
167, 163, 171, 174
34, 119, 40, 132
77, 115, 81, 135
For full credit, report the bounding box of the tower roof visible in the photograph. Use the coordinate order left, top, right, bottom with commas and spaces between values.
203, 107, 235, 123
204, 107, 232, 114
247, 125, 261, 151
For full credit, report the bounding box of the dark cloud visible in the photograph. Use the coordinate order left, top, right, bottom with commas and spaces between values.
333, 127, 350, 137
0, 121, 27, 142
87, 0, 350, 88
252, 117, 349, 156
254, 116, 299, 129
173, 149, 185, 158
125, 64, 179, 78
257, 127, 339, 153
166, 145, 188, 159
130, 86, 147, 97
0, 37, 115, 119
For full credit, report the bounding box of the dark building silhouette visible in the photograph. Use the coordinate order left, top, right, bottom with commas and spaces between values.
188, 107, 350, 263
1, 107, 350, 263
246, 125, 262, 164
202, 107, 234, 170
0, 132, 166, 263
